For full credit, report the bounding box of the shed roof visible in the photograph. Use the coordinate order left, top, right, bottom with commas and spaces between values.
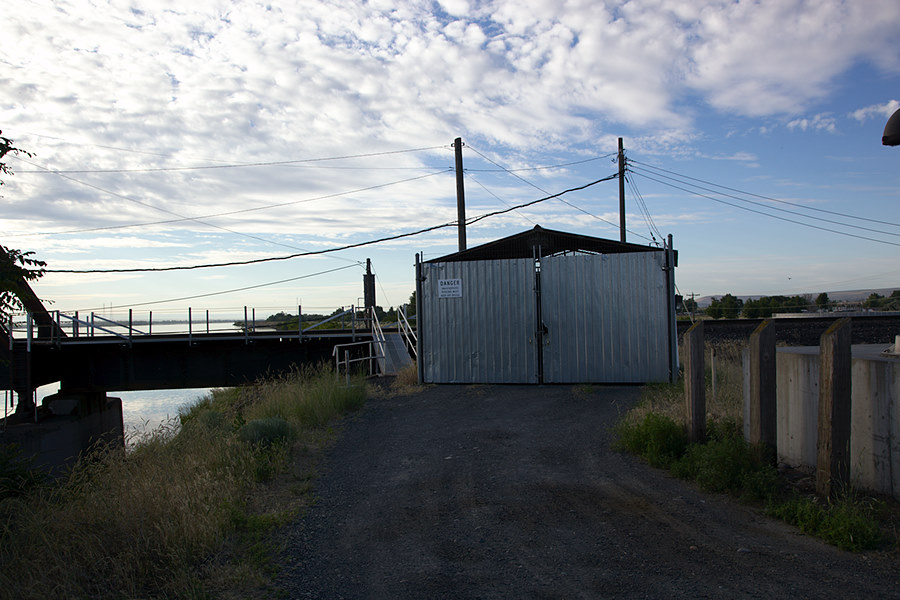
427, 225, 674, 263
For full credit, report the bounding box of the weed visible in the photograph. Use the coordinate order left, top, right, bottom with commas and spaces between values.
613, 412, 687, 469
0, 363, 367, 599
768, 491, 883, 552
615, 341, 887, 553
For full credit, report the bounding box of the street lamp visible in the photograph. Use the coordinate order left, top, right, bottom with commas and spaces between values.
884, 108, 900, 146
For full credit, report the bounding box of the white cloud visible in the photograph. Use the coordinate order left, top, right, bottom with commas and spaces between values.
850, 99, 900, 122
786, 114, 837, 133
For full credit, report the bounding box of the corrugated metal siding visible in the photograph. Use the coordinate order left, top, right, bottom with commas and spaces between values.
540, 253, 669, 383
422, 259, 537, 383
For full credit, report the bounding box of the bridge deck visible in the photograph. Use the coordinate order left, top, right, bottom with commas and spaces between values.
2, 329, 388, 394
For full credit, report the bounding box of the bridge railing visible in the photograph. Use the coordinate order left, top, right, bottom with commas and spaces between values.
397, 306, 417, 360
5, 305, 367, 345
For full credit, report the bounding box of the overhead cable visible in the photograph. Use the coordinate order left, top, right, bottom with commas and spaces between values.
631, 170, 900, 249
15, 158, 363, 263
46, 173, 619, 274
466, 145, 651, 241
14, 145, 448, 174
630, 164, 900, 238
80, 263, 361, 311
6, 168, 450, 237
464, 152, 617, 173
629, 159, 900, 229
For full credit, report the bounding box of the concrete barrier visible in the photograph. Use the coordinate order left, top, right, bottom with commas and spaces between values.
764, 344, 900, 499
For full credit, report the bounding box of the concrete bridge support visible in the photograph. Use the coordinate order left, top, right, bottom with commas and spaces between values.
4, 391, 124, 477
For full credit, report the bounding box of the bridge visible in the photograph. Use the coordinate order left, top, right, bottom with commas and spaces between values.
0, 264, 416, 474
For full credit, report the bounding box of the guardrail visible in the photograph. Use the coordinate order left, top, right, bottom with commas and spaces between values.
5, 305, 364, 346
397, 306, 417, 360
332, 340, 380, 385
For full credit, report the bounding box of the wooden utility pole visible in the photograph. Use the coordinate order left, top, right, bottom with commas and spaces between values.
454, 137, 466, 252
618, 137, 626, 243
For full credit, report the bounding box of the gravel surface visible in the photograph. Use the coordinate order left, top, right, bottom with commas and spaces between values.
275, 384, 899, 599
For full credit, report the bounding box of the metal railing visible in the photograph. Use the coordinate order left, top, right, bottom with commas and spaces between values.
5, 305, 364, 346
397, 306, 417, 360
332, 340, 380, 385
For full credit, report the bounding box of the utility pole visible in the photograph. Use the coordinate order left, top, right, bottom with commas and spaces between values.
618, 137, 626, 243
454, 137, 466, 251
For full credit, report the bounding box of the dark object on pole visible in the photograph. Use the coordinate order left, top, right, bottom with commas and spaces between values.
363, 258, 375, 311
618, 137, 626, 243
454, 137, 467, 251
883, 108, 900, 146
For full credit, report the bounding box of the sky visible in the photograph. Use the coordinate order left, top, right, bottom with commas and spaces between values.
2, 0, 900, 321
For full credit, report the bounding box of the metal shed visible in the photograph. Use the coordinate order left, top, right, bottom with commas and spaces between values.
415, 226, 678, 384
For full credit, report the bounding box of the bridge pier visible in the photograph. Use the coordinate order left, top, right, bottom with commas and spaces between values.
3, 391, 124, 477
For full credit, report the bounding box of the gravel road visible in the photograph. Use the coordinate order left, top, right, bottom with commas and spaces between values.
274, 383, 899, 599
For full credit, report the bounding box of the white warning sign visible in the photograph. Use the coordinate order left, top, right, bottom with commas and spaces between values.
438, 278, 462, 298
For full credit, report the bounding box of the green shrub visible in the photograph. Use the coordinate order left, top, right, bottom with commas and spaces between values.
614, 412, 687, 468
768, 492, 882, 552
671, 430, 778, 501
238, 417, 294, 447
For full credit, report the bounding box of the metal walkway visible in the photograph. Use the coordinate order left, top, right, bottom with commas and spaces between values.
381, 333, 413, 375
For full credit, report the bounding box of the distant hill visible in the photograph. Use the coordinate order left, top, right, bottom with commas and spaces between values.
693, 287, 900, 308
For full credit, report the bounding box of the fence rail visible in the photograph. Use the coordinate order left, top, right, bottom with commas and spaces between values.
5, 306, 366, 346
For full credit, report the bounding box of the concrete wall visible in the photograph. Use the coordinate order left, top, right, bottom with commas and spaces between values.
754, 345, 900, 499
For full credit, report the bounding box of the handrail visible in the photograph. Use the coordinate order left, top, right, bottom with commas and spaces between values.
332, 340, 377, 383
58, 313, 131, 341
397, 306, 417, 360
370, 307, 389, 370
303, 308, 352, 333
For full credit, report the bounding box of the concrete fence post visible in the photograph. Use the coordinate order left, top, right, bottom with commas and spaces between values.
684, 320, 706, 443
816, 318, 852, 497
748, 319, 777, 459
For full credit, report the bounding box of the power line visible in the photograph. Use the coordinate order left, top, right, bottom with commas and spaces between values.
15, 158, 367, 263
14, 145, 449, 174
630, 170, 900, 249
629, 163, 900, 238
46, 173, 619, 274
629, 159, 900, 229
5, 169, 451, 237
464, 152, 617, 173
464, 173, 538, 226
80, 263, 361, 311
465, 145, 651, 241
625, 175, 663, 245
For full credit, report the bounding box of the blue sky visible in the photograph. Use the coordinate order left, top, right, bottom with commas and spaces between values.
2, 0, 899, 319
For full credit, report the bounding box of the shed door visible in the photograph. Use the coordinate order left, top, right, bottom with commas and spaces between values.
422, 259, 537, 383
540, 253, 669, 383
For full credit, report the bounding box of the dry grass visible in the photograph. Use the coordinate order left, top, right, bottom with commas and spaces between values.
0, 364, 367, 600
625, 341, 746, 429
368, 361, 428, 399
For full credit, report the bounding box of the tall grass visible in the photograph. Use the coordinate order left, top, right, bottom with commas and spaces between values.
624, 341, 745, 429
0, 363, 366, 599
615, 341, 887, 552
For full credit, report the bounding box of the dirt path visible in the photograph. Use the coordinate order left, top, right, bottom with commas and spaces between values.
274, 384, 899, 599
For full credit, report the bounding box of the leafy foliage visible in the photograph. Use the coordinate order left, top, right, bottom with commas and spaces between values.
0, 129, 33, 187
767, 492, 882, 552
0, 133, 45, 321
613, 412, 688, 469
705, 293, 743, 319
863, 290, 900, 311
741, 294, 811, 318
0, 246, 47, 320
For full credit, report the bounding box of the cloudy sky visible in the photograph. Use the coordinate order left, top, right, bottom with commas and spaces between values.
2, 0, 899, 320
